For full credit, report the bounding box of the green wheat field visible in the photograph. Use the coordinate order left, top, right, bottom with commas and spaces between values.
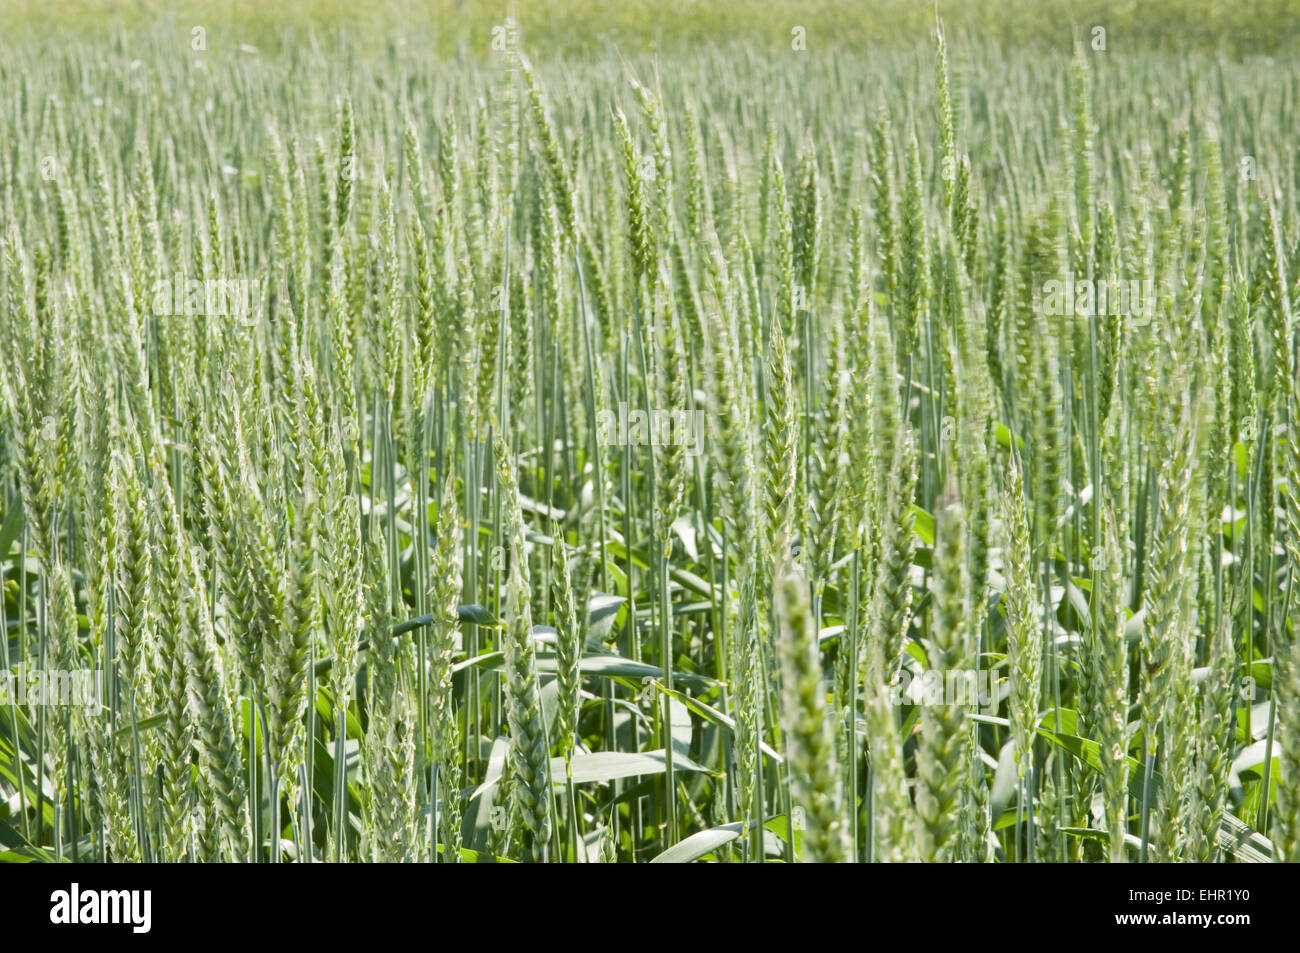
1, 1, 1299, 863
